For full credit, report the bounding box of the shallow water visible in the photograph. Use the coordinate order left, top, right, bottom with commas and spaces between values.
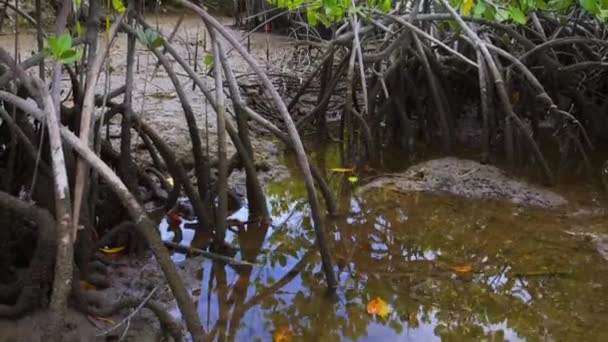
4, 12, 607, 341
160, 145, 608, 342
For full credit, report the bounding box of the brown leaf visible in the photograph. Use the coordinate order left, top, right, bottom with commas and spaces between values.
449, 263, 474, 274
80, 280, 96, 291
367, 297, 391, 319
273, 326, 292, 342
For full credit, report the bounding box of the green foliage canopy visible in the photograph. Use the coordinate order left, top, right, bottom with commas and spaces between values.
267, 0, 608, 26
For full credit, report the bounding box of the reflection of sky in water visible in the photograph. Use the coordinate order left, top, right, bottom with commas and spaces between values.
160, 192, 532, 342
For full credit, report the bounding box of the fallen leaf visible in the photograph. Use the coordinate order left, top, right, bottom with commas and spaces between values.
367, 297, 391, 319
449, 263, 474, 274
167, 177, 174, 187
80, 280, 96, 290
359, 241, 372, 251
348, 176, 359, 184
90, 315, 115, 325
273, 325, 292, 342
98, 246, 126, 254
149, 91, 177, 99
512, 90, 520, 104
331, 167, 354, 173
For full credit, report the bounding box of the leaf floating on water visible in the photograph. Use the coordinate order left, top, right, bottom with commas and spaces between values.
99, 246, 126, 254
449, 263, 474, 274
367, 297, 391, 319
330, 167, 354, 173
273, 325, 292, 342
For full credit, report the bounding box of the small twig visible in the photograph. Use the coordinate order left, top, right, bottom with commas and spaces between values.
164, 241, 258, 267
118, 319, 131, 342
458, 168, 480, 179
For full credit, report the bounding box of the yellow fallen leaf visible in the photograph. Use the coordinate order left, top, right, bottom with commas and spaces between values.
80, 280, 96, 290
92, 316, 115, 325
348, 176, 359, 183
367, 297, 391, 319
449, 263, 474, 274
98, 246, 126, 254
150, 91, 177, 99
167, 177, 174, 187
512, 90, 520, 104
273, 326, 292, 342
331, 167, 354, 173
187, 248, 198, 258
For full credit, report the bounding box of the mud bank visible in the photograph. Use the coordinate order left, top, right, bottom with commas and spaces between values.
359, 157, 568, 208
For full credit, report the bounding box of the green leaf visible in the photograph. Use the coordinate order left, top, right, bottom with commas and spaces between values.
580, 0, 599, 14
136, 28, 146, 46
277, 254, 287, 267
495, 7, 511, 22
135, 28, 164, 49
112, 0, 127, 13
381, 0, 391, 12
144, 29, 164, 49
307, 10, 318, 26
59, 49, 82, 64
473, 1, 487, 17
150, 37, 164, 49
203, 54, 214, 66
47, 37, 61, 58
75, 21, 82, 37
47, 33, 74, 60
57, 33, 72, 53
509, 6, 528, 24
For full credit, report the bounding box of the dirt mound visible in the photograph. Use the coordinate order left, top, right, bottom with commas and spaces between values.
359, 157, 567, 208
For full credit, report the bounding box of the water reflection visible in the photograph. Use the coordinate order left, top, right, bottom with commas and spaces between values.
163, 169, 608, 341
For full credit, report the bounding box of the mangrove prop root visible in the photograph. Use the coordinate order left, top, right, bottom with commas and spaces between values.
0, 190, 56, 318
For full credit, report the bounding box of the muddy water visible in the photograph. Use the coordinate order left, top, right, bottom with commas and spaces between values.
162, 145, 608, 342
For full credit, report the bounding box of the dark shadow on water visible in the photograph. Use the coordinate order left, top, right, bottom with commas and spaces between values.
162, 144, 608, 342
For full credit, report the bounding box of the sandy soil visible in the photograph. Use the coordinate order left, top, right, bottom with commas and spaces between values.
0, 12, 295, 193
